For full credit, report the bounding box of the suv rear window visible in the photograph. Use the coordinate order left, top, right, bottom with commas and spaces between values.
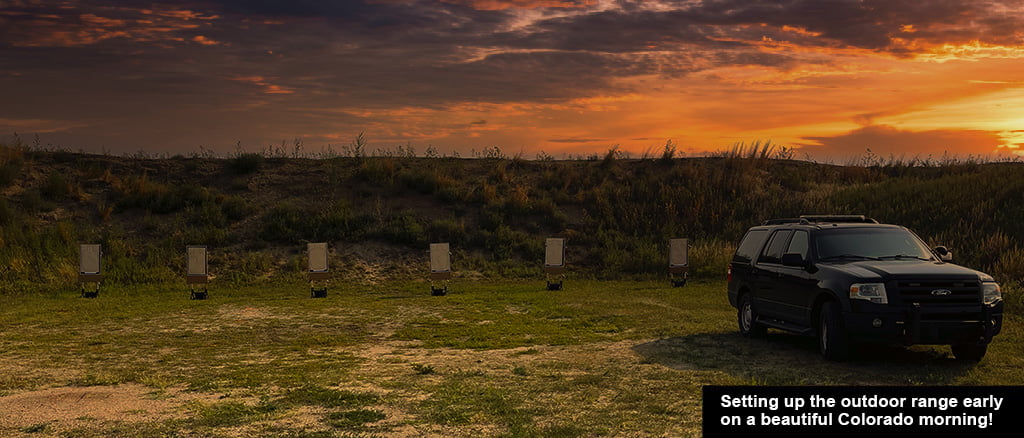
733, 229, 769, 263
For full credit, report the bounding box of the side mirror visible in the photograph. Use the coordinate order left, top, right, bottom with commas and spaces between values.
781, 252, 807, 267
933, 246, 953, 262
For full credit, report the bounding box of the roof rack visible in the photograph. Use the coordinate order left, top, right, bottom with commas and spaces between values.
762, 215, 879, 225
762, 218, 805, 225
801, 215, 878, 224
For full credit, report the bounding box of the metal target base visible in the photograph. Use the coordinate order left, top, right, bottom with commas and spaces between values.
80, 284, 100, 298
431, 286, 447, 296
671, 278, 688, 287
310, 287, 328, 298
546, 281, 563, 291
190, 290, 208, 300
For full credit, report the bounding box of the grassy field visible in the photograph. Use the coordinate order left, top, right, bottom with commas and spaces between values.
2, 279, 1021, 437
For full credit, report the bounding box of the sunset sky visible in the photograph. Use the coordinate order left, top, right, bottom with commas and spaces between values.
2, 0, 1023, 160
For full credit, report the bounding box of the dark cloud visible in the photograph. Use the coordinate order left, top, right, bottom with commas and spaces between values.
497, 0, 1020, 56
2, 0, 1022, 153
799, 125, 1007, 159
201, 0, 374, 19
496, 9, 716, 53
675, 0, 982, 52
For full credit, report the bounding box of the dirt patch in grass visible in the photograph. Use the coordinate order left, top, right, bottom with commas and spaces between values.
0, 384, 203, 428
352, 338, 643, 378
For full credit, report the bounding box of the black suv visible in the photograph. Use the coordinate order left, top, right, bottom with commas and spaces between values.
727, 215, 1003, 361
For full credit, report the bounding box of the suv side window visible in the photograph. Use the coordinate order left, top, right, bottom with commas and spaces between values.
734, 229, 769, 263
786, 230, 809, 259
758, 230, 793, 264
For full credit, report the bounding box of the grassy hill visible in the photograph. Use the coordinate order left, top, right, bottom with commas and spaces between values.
2, 142, 1024, 297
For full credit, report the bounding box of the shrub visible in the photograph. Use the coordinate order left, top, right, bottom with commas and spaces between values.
0, 198, 12, 225
427, 218, 465, 244
0, 155, 23, 187
355, 158, 397, 185
20, 189, 46, 212
41, 172, 71, 200
228, 153, 264, 174
259, 204, 310, 243
379, 212, 424, 246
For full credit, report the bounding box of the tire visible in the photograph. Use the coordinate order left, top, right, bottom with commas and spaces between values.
738, 294, 767, 338
818, 301, 850, 361
951, 343, 987, 361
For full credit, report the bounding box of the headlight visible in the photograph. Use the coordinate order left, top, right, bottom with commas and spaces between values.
850, 283, 888, 304
982, 282, 1002, 305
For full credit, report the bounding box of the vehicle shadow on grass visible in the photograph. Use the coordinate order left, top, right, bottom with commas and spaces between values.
632, 331, 976, 385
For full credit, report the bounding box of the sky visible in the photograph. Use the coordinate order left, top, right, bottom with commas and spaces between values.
1, 0, 1023, 161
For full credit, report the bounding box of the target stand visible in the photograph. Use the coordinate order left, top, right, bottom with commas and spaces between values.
669, 238, 689, 287
187, 246, 209, 300
78, 244, 103, 298
544, 238, 566, 291
308, 242, 329, 298
429, 243, 451, 296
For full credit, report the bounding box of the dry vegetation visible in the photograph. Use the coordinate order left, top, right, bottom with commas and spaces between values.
3, 139, 1024, 294
2, 138, 1024, 436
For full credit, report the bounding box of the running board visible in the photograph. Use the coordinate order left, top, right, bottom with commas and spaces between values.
756, 317, 814, 335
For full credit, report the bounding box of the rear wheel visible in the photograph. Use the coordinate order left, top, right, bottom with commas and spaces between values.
738, 294, 766, 338
951, 343, 987, 361
818, 301, 849, 361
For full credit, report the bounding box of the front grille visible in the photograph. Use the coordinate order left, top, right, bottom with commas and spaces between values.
895, 280, 980, 305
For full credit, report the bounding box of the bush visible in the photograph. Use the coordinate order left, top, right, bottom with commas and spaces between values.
220, 195, 250, 221
0, 197, 12, 225
41, 172, 70, 200
228, 153, 264, 174
401, 168, 452, 195
0, 159, 23, 187
427, 219, 465, 244
259, 204, 310, 243
379, 212, 424, 246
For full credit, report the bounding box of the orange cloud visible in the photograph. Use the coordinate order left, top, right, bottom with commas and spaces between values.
192, 35, 223, 46
228, 76, 294, 95
440, 0, 594, 11
3, 4, 220, 48
918, 42, 1024, 62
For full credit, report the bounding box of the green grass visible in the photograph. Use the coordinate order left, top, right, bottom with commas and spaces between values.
1, 279, 1023, 437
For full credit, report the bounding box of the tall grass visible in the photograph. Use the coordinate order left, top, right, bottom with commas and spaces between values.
3, 140, 1024, 302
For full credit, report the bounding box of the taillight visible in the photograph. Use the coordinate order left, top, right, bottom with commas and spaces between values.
727, 265, 732, 282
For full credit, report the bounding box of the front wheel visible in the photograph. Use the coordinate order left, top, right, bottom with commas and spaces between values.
818, 301, 850, 361
738, 294, 766, 338
951, 343, 987, 361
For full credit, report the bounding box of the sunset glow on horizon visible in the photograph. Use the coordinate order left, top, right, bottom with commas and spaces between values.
2, 0, 1023, 160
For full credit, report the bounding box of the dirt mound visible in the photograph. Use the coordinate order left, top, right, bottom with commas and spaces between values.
0, 384, 190, 428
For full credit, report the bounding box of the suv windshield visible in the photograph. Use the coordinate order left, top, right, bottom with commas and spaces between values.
816, 228, 934, 261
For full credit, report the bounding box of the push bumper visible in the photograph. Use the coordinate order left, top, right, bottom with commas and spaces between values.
843, 302, 1003, 345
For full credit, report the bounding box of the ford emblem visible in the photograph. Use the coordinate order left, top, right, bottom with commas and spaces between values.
931, 289, 952, 296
